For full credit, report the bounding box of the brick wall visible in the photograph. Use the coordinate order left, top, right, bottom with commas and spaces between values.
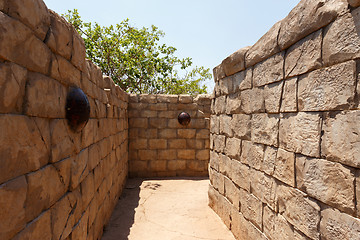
128, 94, 211, 177
0, 1, 129, 239
209, 0, 360, 239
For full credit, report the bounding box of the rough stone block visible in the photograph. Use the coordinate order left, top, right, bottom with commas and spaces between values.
71, 149, 89, 190
209, 151, 220, 171
149, 160, 167, 172
296, 156, 355, 213
251, 169, 277, 210
285, 29, 322, 78
246, 21, 281, 68
225, 93, 242, 114
129, 139, 148, 150
281, 77, 297, 112
224, 177, 240, 207
218, 76, 233, 95
251, 113, 279, 147
158, 149, 177, 160
232, 68, 252, 92
225, 137, 241, 159
320, 208, 360, 240
0, 115, 50, 184
213, 64, 226, 82
51, 54, 82, 87
322, 110, 360, 168
196, 149, 210, 161
0, 57, 27, 114
240, 141, 264, 170
168, 139, 187, 149
239, 190, 263, 230
274, 148, 295, 187
253, 51, 284, 87
148, 139, 167, 149
240, 88, 264, 114
219, 154, 232, 178
149, 118, 168, 128
213, 96, 226, 114
129, 118, 148, 128
70, 212, 88, 240
71, 30, 86, 71
177, 149, 195, 160
264, 81, 283, 113
220, 115, 233, 137
279, 112, 321, 157
277, 184, 321, 240
278, 0, 347, 50
0, 12, 51, 74
0, 176, 27, 240
222, 47, 248, 76
177, 129, 196, 138
196, 129, 210, 139
13, 210, 51, 240
298, 61, 356, 111
139, 94, 157, 103
231, 114, 251, 140
129, 160, 148, 173
262, 146, 277, 176
231, 160, 250, 192
348, 0, 360, 7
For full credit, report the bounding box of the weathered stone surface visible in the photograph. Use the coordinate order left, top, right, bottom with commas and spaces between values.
196, 129, 210, 139
348, 0, 360, 7
51, 54, 82, 87
240, 141, 264, 170
209, 169, 225, 194
277, 185, 321, 240
231, 114, 251, 140
51, 193, 76, 240
70, 212, 88, 240
218, 77, 233, 96
213, 64, 226, 82
232, 68, 252, 93
231, 160, 250, 192
0, 115, 50, 184
219, 154, 233, 178
25, 72, 67, 118
251, 113, 279, 147
240, 88, 264, 114
209, 151, 220, 171
0, 62, 27, 113
274, 148, 295, 187
253, 52, 284, 87
0, 176, 27, 240
210, 115, 220, 134
177, 129, 196, 138
157, 94, 178, 103
296, 156, 355, 213
224, 177, 240, 207
322, 111, 360, 168
222, 47, 249, 76
71, 148, 89, 190
225, 137, 241, 159
278, 0, 348, 50
0, 12, 51, 74
177, 149, 195, 160
285, 29, 322, 78
26, 164, 68, 222
246, 21, 281, 68
250, 169, 277, 210
320, 208, 360, 240
13, 210, 51, 240
239, 190, 263, 229
213, 96, 226, 114
262, 146, 277, 176
220, 115, 233, 137
281, 77, 298, 112
279, 112, 321, 157
323, 9, 360, 66
357, 172, 360, 217
213, 135, 226, 153
47, 11, 73, 60
71, 30, 86, 71
264, 81, 283, 113
8, 0, 50, 40
226, 93, 241, 114
298, 61, 356, 111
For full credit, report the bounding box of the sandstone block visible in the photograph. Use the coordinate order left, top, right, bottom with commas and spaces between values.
220, 115, 233, 137
156, 94, 178, 103
251, 113, 279, 147
168, 160, 186, 171
177, 149, 195, 160
8, 0, 50, 41
296, 156, 355, 213
323, 9, 360, 66
158, 129, 176, 139
262, 146, 277, 176
26, 164, 68, 222
232, 68, 252, 92
285, 29, 322, 78
264, 81, 284, 113
246, 21, 281, 67
0, 62, 27, 113
149, 160, 167, 172
148, 103, 167, 111
178, 95, 193, 103
0, 12, 51, 74
213, 135, 226, 153
149, 118, 168, 128
129, 139, 148, 150
13, 210, 51, 240
148, 139, 167, 149
231, 114, 251, 140
209, 151, 220, 171
71, 31, 86, 71
0, 115, 50, 184
240, 141, 264, 170
196, 129, 210, 139
278, 0, 348, 50
47, 11, 73, 60
274, 148, 295, 187
177, 129, 196, 138
168, 139, 187, 149
239, 190, 263, 230
80, 172, 95, 211
25, 72, 67, 118
218, 76, 233, 95
231, 160, 250, 192
298, 61, 356, 111
0, 176, 27, 240
281, 77, 298, 112
240, 88, 264, 114
357, 172, 360, 217
219, 154, 232, 178
129, 118, 148, 128
226, 93, 241, 114
253, 52, 284, 87
213, 96, 226, 114
320, 208, 360, 240
158, 149, 177, 160
277, 185, 320, 239
70, 212, 88, 240
187, 160, 207, 172
139, 94, 157, 103
224, 177, 240, 207
213, 64, 226, 82
71, 148, 89, 190
222, 47, 249, 76
225, 137, 241, 159
209, 169, 224, 194
51, 54, 81, 87
250, 169, 277, 210
322, 110, 360, 168
129, 160, 148, 173
196, 149, 210, 161
279, 112, 321, 157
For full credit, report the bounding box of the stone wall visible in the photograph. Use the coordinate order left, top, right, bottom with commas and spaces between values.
209, 0, 360, 239
128, 94, 211, 177
0, 1, 129, 239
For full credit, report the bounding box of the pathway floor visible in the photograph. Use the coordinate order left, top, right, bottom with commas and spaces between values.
102, 177, 236, 240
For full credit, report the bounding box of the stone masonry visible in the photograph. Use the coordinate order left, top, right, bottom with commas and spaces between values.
209, 0, 360, 239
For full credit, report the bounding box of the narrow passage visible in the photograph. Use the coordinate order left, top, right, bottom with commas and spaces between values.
102, 178, 235, 240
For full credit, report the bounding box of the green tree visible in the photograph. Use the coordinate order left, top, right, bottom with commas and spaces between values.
64, 9, 211, 94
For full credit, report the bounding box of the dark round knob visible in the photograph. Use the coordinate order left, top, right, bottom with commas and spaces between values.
178, 112, 191, 126
66, 87, 90, 132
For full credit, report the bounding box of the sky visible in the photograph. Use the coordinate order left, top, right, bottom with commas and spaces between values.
43, 0, 299, 92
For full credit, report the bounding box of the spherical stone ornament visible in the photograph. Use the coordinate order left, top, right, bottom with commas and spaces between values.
66, 87, 90, 132
178, 112, 191, 126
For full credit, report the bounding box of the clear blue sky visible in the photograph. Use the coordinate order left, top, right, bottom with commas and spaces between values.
43, 0, 299, 92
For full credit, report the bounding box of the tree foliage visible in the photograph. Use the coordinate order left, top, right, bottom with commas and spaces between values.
64, 10, 210, 94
